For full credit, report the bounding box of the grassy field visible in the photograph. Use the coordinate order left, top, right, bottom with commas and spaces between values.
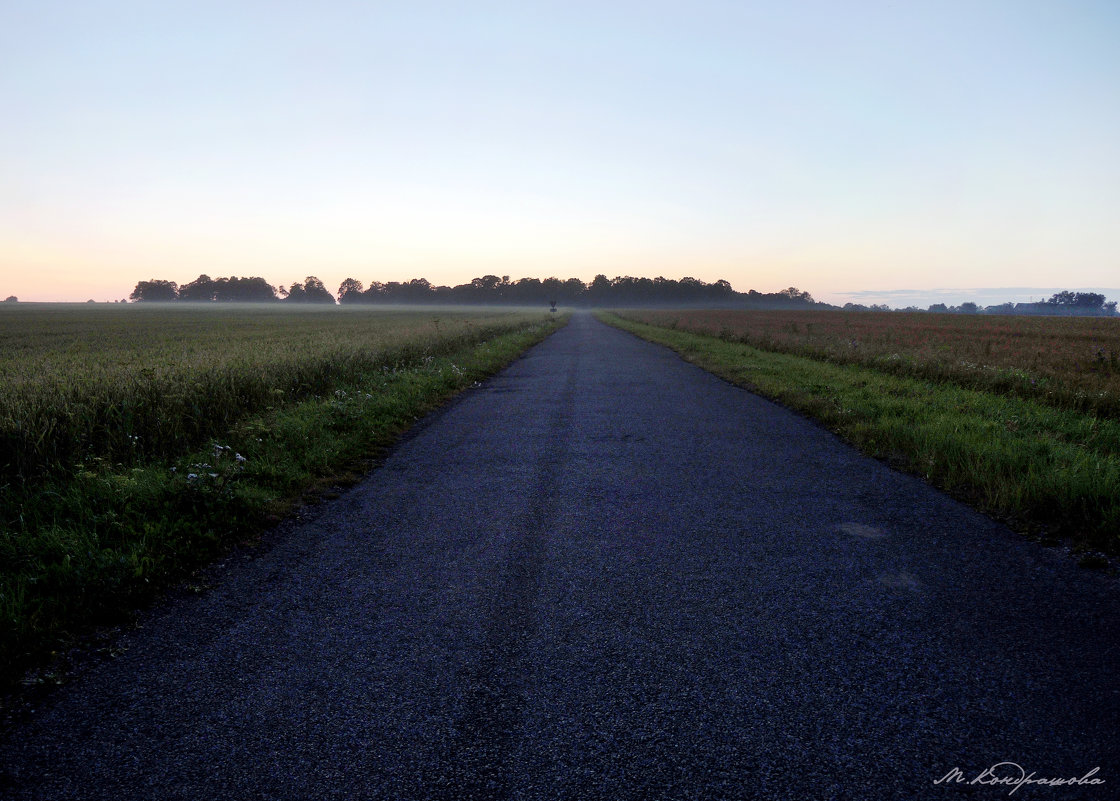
0, 303, 562, 685
602, 310, 1120, 557
619, 309, 1120, 417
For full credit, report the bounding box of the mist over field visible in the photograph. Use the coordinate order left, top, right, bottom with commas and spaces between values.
839, 286, 1120, 309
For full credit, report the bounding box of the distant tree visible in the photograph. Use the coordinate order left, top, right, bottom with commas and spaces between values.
1046, 291, 1105, 309
284, 276, 334, 304
129, 280, 178, 302
3, 296, 16, 303
304, 276, 335, 303
470, 275, 503, 298
540, 278, 565, 303
959, 302, 979, 314
215, 276, 279, 302
510, 277, 543, 305
562, 277, 587, 303
1105, 301, 1118, 316
338, 278, 365, 303
405, 278, 433, 302
179, 275, 278, 302
928, 303, 948, 313
178, 274, 217, 302
381, 282, 407, 301
779, 287, 815, 303
588, 274, 612, 303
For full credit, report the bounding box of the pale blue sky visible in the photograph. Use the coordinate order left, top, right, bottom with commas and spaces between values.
2, 0, 1118, 303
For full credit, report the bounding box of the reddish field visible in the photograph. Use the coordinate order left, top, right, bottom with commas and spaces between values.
618, 309, 1120, 418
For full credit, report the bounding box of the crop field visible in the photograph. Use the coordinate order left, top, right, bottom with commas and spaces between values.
0, 304, 552, 481
618, 309, 1120, 418
604, 310, 1120, 556
0, 303, 561, 683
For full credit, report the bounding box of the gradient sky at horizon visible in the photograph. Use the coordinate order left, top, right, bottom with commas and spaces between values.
2, 0, 1118, 305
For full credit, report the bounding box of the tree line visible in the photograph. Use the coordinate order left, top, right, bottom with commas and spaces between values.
127, 275, 1117, 316
844, 291, 1117, 316
129, 275, 335, 304
129, 274, 829, 309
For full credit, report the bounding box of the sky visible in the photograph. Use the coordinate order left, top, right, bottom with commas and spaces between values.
1, 0, 1118, 306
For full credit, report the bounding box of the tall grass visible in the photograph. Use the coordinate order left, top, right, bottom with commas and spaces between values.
0, 304, 542, 481
618, 309, 1120, 420
0, 304, 561, 687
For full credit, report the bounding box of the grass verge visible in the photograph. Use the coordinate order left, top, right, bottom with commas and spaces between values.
599, 312, 1120, 555
1, 316, 564, 690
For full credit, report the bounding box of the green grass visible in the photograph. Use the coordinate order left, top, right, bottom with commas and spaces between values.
1, 305, 564, 686
599, 312, 1120, 554
615, 308, 1120, 419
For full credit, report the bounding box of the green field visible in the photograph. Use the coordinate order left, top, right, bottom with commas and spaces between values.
0, 303, 562, 684
601, 311, 1120, 559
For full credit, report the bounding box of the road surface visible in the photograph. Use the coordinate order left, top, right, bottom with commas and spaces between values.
2, 312, 1118, 799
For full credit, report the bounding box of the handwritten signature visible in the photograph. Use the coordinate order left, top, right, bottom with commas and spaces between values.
935, 763, 1104, 795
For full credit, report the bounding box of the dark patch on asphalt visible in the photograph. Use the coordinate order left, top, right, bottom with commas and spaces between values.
436, 337, 578, 799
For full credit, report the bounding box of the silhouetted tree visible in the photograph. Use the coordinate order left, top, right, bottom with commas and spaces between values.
304, 276, 334, 303
405, 278, 433, 302
3, 296, 16, 303
1048, 291, 1105, 309
217, 276, 278, 302
178, 274, 217, 302
172, 274, 278, 302
778, 287, 815, 303
284, 276, 335, 304
129, 280, 178, 302
338, 278, 365, 304
588, 274, 612, 303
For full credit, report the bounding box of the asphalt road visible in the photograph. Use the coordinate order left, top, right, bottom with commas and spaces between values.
2, 312, 1118, 800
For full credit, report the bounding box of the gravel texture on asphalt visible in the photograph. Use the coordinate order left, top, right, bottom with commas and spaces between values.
2, 312, 1118, 800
